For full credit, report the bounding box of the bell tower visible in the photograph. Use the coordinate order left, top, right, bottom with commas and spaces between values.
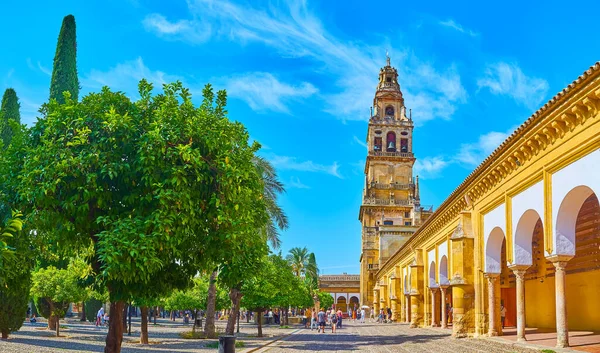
358, 55, 432, 308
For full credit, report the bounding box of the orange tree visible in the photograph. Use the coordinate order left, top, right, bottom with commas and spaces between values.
19, 81, 268, 353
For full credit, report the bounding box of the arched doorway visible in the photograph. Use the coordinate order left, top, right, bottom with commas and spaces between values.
336, 296, 347, 313
349, 296, 359, 314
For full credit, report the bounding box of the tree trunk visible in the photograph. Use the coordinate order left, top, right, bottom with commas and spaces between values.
192, 309, 198, 334
140, 306, 149, 344
1, 330, 8, 339
128, 304, 132, 336
55, 315, 60, 337
256, 310, 263, 337
122, 304, 128, 332
225, 288, 242, 335
105, 301, 125, 353
80, 301, 86, 321
203, 270, 217, 338
48, 302, 56, 331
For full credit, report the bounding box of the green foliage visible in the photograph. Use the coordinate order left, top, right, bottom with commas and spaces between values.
317, 290, 334, 310
84, 298, 103, 322
0, 88, 21, 147
21, 80, 268, 303
205, 340, 244, 348
241, 254, 314, 312
0, 214, 32, 338
49, 15, 79, 104
31, 265, 85, 319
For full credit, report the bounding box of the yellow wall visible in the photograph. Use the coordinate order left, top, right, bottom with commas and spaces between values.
524, 276, 556, 329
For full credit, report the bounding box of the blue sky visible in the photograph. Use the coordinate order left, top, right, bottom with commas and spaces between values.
1, 0, 598, 274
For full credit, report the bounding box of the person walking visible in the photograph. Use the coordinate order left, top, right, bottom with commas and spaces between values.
370, 307, 375, 322
96, 307, 104, 326
330, 310, 337, 333
336, 309, 342, 329
387, 307, 392, 323
317, 308, 326, 333
360, 308, 366, 323
311, 309, 317, 330
500, 304, 507, 329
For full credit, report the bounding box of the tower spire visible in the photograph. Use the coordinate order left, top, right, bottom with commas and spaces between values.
386, 50, 390, 67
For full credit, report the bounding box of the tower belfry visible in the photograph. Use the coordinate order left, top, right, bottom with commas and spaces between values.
358, 56, 433, 308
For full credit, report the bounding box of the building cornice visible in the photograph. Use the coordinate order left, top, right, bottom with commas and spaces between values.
377, 61, 600, 277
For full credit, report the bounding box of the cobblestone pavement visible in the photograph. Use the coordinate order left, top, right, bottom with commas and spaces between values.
263, 321, 543, 353
0, 317, 296, 352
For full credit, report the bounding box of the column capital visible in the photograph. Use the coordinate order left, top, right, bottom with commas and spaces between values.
546, 254, 573, 266
429, 287, 440, 293
508, 265, 530, 279
484, 272, 500, 282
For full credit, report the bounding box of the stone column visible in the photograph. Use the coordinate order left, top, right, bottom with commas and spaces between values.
486, 273, 499, 337
409, 258, 424, 328
430, 287, 439, 327
548, 255, 572, 348
406, 294, 411, 323
510, 265, 530, 342
390, 297, 398, 321
440, 285, 449, 329
373, 288, 380, 317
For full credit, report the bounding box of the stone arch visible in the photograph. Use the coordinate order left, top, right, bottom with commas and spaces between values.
485, 226, 506, 273
513, 209, 543, 266
439, 255, 449, 285
551, 149, 600, 255
429, 261, 437, 287
335, 293, 347, 301
555, 185, 595, 256
404, 270, 411, 293
349, 296, 359, 307
386, 131, 396, 151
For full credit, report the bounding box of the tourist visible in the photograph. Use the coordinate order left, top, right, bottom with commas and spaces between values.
352, 308, 357, 322
311, 309, 317, 330
96, 307, 104, 326
29, 314, 37, 323
317, 308, 326, 333
500, 304, 507, 329
268, 309, 273, 325
378, 309, 384, 323
304, 308, 310, 328
103, 312, 109, 326
360, 308, 366, 323
387, 307, 392, 322
330, 309, 337, 333
370, 307, 375, 322
336, 308, 342, 328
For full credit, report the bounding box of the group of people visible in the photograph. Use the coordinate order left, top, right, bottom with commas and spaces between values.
95, 307, 109, 326
376, 307, 393, 323
308, 307, 367, 333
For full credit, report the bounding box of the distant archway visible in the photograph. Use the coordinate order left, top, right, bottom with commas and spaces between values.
485, 226, 506, 273
439, 255, 449, 285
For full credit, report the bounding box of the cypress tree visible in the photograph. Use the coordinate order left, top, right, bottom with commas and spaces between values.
0, 88, 20, 147
49, 14, 79, 104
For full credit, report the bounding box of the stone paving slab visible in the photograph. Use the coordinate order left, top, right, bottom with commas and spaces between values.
0, 317, 295, 353
262, 321, 544, 353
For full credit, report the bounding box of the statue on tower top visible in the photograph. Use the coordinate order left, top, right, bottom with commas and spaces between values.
386, 50, 390, 67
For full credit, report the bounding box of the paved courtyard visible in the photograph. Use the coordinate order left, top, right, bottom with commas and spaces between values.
260, 321, 544, 353
0, 317, 291, 353
1, 316, 586, 352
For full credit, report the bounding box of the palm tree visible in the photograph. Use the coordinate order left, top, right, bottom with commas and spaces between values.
286, 247, 310, 277
223, 156, 289, 335
253, 156, 288, 249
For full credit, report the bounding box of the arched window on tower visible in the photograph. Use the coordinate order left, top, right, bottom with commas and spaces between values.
386, 132, 396, 152
385, 105, 394, 117
400, 138, 408, 152
374, 137, 382, 151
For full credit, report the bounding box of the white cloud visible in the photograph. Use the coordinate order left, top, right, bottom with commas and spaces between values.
477, 62, 549, 110
145, 0, 467, 123
288, 176, 310, 189
225, 72, 317, 113
416, 126, 515, 178
267, 154, 342, 179
456, 130, 510, 166
82, 57, 181, 97
142, 13, 211, 44
439, 19, 479, 37
353, 135, 367, 148
26, 58, 51, 76
414, 156, 450, 179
